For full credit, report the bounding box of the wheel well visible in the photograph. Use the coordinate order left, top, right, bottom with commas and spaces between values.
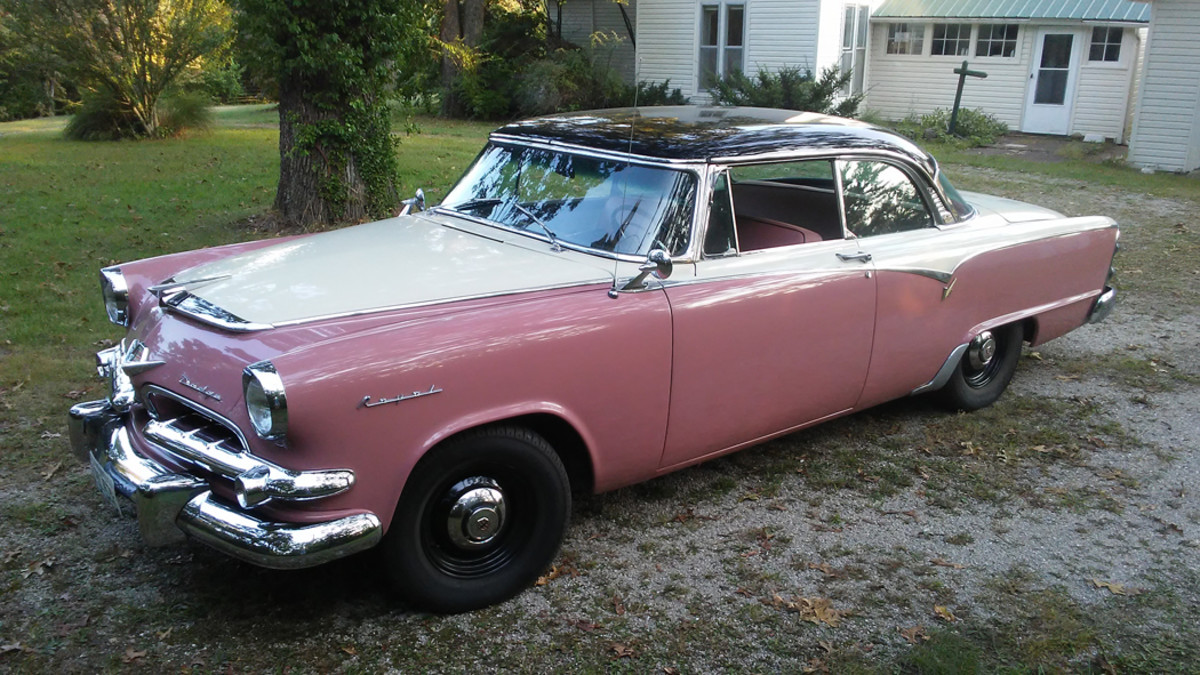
512, 414, 594, 495
1018, 317, 1036, 344
432, 414, 594, 495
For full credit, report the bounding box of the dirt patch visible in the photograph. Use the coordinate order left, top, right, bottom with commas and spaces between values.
1, 171, 1198, 672
966, 132, 1129, 165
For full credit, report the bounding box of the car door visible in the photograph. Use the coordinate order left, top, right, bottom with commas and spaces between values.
831, 158, 968, 408
658, 164, 876, 470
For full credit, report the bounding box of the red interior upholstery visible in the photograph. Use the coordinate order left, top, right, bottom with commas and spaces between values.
737, 215, 823, 251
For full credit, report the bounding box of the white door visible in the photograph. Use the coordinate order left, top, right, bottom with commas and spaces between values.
1022, 30, 1081, 135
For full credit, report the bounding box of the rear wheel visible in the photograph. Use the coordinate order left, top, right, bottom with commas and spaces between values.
936, 323, 1023, 411
382, 426, 570, 613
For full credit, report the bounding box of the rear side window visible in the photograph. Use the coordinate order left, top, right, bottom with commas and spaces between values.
839, 160, 933, 237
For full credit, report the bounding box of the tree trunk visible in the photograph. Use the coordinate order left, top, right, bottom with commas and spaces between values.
462, 0, 484, 47
275, 76, 369, 228
439, 0, 462, 116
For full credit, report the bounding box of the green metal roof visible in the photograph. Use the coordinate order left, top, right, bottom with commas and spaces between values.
874, 0, 1150, 22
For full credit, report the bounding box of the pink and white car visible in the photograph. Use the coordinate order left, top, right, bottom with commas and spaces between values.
69, 106, 1117, 612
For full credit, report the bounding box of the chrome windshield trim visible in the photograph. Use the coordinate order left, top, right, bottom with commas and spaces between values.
160, 291, 274, 332
488, 133, 708, 167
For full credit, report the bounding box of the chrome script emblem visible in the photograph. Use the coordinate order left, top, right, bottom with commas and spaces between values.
359, 385, 443, 409
179, 375, 222, 402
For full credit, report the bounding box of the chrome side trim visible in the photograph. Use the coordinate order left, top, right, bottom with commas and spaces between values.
69, 400, 381, 568
911, 343, 969, 395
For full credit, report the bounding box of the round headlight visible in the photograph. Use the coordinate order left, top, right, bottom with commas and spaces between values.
243, 361, 288, 441
100, 267, 129, 327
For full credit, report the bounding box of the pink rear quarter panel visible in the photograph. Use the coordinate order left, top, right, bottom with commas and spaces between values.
858, 225, 1118, 408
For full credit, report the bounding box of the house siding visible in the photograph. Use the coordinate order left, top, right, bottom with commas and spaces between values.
637, 0, 700, 96
1129, 0, 1200, 172
865, 22, 1033, 128
559, 0, 638, 83
1071, 27, 1139, 142
744, 0, 822, 74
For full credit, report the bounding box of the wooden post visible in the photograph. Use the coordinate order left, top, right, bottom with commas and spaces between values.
950, 60, 988, 135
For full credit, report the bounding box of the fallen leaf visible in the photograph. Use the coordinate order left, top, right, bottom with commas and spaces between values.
930, 558, 965, 569
662, 668, 680, 675
22, 558, 53, 579
882, 509, 919, 521
766, 594, 847, 627
1028, 351, 1043, 361
611, 594, 625, 616
933, 605, 958, 623
959, 441, 978, 456
768, 502, 788, 511
567, 618, 600, 632
1, 642, 34, 655
63, 390, 86, 400
42, 462, 63, 481
122, 648, 147, 663
735, 587, 753, 597
341, 645, 357, 656
609, 642, 635, 659
899, 625, 929, 644
39, 431, 62, 440
2, 549, 20, 565
156, 627, 172, 641
808, 562, 845, 579
1055, 375, 1079, 381
1091, 578, 1128, 595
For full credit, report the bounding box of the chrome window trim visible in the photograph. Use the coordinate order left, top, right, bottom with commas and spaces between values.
142, 384, 251, 452
488, 133, 709, 167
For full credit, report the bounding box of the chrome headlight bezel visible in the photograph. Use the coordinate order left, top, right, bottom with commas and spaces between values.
243, 361, 288, 441
100, 267, 129, 327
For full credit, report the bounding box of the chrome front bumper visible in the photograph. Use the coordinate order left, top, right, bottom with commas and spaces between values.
1088, 286, 1116, 324
68, 400, 382, 569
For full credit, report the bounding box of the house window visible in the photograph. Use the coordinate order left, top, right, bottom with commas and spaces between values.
931, 24, 971, 56
841, 4, 870, 95
700, 3, 745, 88
1089, 27, 1122, 62
886, 23, 925, 55
976, 24, 1018, 57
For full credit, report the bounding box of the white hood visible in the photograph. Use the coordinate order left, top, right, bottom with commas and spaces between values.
171, 213, 614, 325
962, 191, 1064, 223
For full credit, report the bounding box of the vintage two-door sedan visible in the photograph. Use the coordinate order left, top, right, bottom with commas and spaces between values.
69, 106, 1117, 612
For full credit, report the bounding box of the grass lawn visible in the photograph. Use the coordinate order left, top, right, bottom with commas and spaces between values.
1, 105, 1197, 672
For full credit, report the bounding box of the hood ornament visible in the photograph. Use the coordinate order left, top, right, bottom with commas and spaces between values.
149, 274, 232, 298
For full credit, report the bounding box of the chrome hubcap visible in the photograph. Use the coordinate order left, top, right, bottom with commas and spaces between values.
446, 477, 506, 550
967, 331, 997, 371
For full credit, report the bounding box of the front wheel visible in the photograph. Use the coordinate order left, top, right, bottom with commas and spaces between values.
382, 426, 570, 613
936, 323, 1023, 411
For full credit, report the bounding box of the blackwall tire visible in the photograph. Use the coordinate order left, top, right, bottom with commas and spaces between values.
936, 323, 1023, 411
382, 425, 570, 613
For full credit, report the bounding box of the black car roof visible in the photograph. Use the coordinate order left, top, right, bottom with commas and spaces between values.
492, 106, 937, 174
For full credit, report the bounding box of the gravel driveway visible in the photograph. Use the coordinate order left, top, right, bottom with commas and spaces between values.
1, 165, 1197, 673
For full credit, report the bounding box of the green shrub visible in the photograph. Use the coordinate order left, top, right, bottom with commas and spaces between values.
64, 91, 144, 140
159, 90, 213, 135
196, 58, 245, 103
895, 107, 1009, 147
708, 65, 862, 117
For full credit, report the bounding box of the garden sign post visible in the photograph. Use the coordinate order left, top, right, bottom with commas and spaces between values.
950, 60, 988, 135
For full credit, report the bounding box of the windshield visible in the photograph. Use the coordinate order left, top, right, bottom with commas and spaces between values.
441, 143, 697, 257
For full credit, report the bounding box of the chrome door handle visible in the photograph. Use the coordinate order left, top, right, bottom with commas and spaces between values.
836, 251, 872, 263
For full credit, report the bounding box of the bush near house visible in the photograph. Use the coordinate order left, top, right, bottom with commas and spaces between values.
896, 107, 1009, 148
708, 65, 862, 118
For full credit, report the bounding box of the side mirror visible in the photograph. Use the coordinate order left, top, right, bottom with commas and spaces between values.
618, 248, 673, 293
399, 188, 425, 216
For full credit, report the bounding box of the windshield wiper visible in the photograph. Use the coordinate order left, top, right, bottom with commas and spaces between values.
442, 198, 562, 252
509, 202, 562, 252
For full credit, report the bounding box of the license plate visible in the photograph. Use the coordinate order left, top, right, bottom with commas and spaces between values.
89, 452, 122, 515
